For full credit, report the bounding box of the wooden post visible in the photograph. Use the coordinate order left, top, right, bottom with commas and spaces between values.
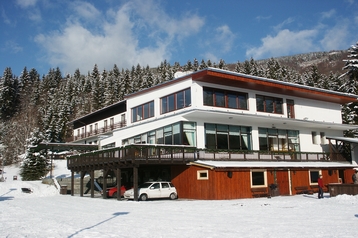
80, 171, 85, 197
90, 170, 95, 198
71, 170, 74, 196
133, 166, 138, 201
116, 168, 122, 201
102, 169, 109, 199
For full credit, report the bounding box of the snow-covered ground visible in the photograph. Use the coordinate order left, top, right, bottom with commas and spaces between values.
1, 160, 358, 238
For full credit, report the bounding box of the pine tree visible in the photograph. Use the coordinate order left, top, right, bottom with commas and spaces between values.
20, 128, 49, 181
0, 67, 20, 121
341, 42, 358, 82
340, 42, 358, 131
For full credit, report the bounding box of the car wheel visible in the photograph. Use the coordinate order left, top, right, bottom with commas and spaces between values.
169, 193, 177, 200
113, 192, 117, 198
140, 194, 148, 201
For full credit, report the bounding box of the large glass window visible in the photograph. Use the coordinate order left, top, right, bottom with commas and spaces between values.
204, 123, 251, 150
203, 87, 248, 110
259, 128, 299, 152
124, 122, 196, 146
256, 95, 283, 114
161, 88, 191, 114
132, 101, 154, 122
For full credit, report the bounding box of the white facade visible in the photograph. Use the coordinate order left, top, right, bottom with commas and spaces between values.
71, 68, 358, 155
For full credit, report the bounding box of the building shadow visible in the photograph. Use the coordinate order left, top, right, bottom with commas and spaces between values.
68, 212, 129, 238
0, 188, 17, 201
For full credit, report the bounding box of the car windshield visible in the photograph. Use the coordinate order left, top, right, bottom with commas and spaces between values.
138, 183, 152, 189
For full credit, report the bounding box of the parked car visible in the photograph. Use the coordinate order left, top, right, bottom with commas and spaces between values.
104, 185, 126, 198
124, 181, 178, 201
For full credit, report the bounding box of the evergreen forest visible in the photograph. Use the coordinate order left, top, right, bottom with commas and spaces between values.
1, 42, 358, 180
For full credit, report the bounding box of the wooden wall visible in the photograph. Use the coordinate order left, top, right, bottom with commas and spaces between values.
171, 165, 346, 200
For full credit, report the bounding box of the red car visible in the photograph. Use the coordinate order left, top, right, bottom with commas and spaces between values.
105, 185, 126, 198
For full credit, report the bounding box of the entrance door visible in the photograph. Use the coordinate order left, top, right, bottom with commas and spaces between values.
276, 170, 290, 195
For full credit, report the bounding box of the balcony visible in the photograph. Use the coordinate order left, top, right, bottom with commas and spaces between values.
71, 121, 127, 142
67, 144, 347, 171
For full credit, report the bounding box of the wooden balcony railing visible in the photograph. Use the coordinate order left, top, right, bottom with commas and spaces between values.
67, 144, 346, 170
71, 121, 127, 142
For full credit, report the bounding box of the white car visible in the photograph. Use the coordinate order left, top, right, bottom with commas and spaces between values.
124, 181, 178, 201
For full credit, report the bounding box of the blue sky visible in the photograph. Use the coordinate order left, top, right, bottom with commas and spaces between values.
1, 0, 358, 76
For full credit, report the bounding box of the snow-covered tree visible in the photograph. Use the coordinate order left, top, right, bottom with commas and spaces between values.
20, 128, 49, 181
0, 67, 20, 121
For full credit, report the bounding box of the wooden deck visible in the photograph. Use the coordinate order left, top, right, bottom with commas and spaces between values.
67, 144, 341, 170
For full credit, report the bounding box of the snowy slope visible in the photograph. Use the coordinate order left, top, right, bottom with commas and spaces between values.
1, 161, 358, 238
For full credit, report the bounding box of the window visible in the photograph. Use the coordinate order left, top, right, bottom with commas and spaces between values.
110, 118, 114, 129
205, 123, 251, 150
123, 122, 196, 146
309, 170, 321, 185
320, 132, 326, 144
287, 99, 295, 118
162, 182, 169, 188
251, 170, 267, 187
203, 87, 248, 110
197, 170, 209, 180
161, 88, 191, 114
259, 128, 299, 152
256, 95, 283, 114
102, 142, 115, 149
104, 120, 108, 129
132, 101, 154, 122
312, 132, 318, 144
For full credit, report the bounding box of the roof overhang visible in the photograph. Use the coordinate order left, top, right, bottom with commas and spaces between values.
30, 142, 98, 152
192, 68, 358, 104
189, 160, 357, 170
327, 136, 358, 144
182, 109, 358, 131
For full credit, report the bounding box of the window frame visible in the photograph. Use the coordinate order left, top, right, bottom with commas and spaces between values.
161, 88, 191, 114
250, 169, 267, 188
132, 101, 154, 123
309, 170, 321, 185
197, 170, 209, 180
256, 95, 283, 114
205, 123, 252, 150
203, 87, 248, 110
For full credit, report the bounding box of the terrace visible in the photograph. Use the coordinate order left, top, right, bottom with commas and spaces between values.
67, 143, 348, 171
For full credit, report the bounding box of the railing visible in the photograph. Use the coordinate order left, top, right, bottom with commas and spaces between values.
71, 121, 127, 142
67, 144, 344, 170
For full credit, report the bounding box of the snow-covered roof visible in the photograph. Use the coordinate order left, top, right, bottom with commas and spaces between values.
190, 160, 357, 169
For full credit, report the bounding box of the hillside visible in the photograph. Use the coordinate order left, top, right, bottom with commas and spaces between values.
228, 50, 348, 76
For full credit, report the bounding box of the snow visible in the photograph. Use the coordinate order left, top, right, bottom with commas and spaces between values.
1, 160, 358, 238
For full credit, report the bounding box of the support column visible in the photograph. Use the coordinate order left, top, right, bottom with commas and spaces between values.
116, 168, 122, 201
90, 170, 95, 198
71, 171, 74, 196
102, 169, 109, 199
133, 166, 138, 201
80, 171, 85, 197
